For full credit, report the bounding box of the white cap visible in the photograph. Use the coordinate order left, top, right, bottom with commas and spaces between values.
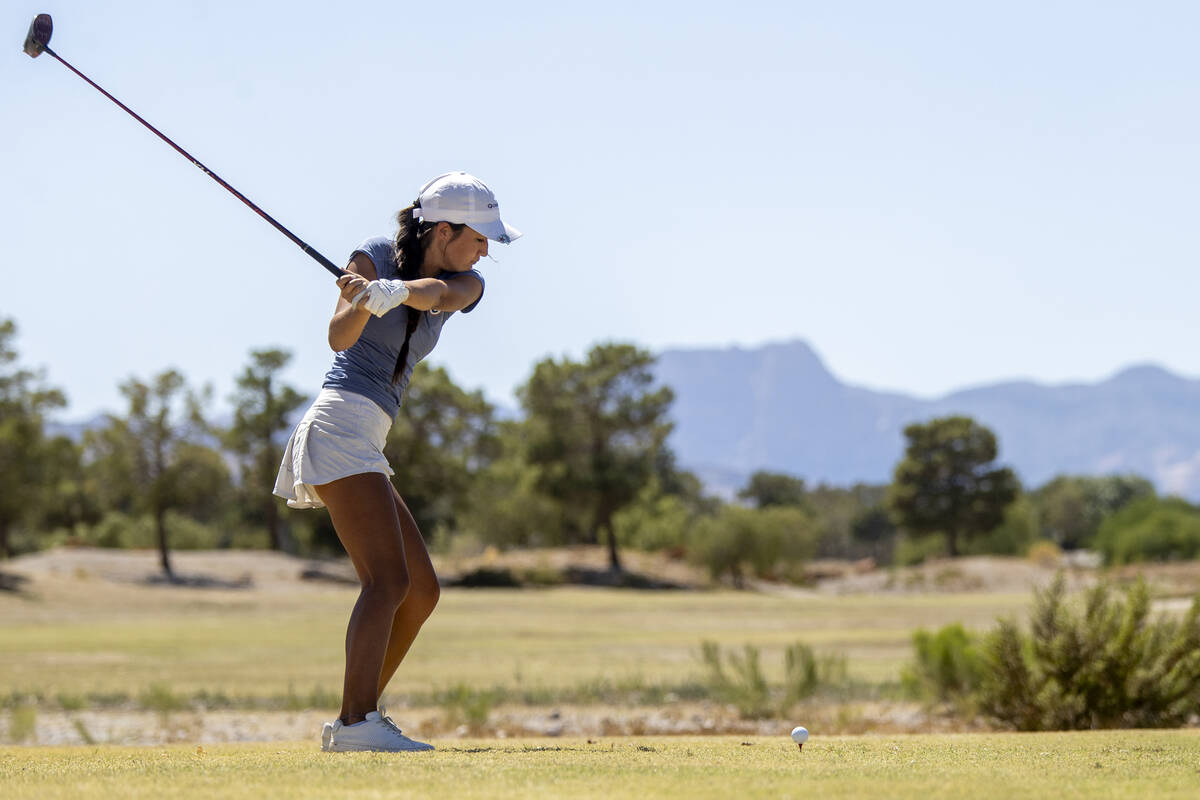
413, 171, 522, 244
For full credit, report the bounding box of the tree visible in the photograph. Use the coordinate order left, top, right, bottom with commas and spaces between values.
887, 416, 1020, 557
807, 483, 890, 559
225, 348, 305, 551
738, 471, 809, 510
0, 319, 69, 558
384, 363, 499, 537
84, 370, 218, 579
519, 343, 675, 572
1035, 474, 1155, 550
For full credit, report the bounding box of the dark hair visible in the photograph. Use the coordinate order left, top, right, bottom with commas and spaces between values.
388, 203, 467, 384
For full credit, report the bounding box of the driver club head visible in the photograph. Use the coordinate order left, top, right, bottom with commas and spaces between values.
23, 13, 53, 58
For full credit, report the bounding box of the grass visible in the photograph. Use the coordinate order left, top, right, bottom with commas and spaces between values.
0, 579, 1031, 707
1, 731, 1199, 799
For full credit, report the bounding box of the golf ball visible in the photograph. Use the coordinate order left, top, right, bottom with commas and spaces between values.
791, 726, 809, 744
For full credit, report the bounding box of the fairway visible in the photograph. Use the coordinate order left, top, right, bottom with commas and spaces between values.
0, 552, 1032, 702
3, 731, 1199, 799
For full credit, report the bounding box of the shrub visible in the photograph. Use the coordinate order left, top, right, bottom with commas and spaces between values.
699, 641, 771, 718
70, 511, 229, 550
902, 623, 985, 703
688, 506, 817, 587
613, 493, 693, 552
700, 640, 848, 718
783, 642, 849, 705
435, 683, 498, 730
893, 533, 946, 566
977, 574, 1200, 730
1094, 497, 1200, 565
1026, 540, 1063, 568
966, 496, 1039, 556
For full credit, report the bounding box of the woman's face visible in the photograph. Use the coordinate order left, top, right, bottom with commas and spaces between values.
438, 224, 489, 272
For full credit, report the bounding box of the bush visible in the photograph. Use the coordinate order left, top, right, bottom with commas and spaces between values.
700, 640, 849, 719
1026, 540, 1062, 568
977, 574, 1200, 730
783, 642, 848, 705
68, 511, 230, 550
700, 641, 770, 718
435, 683, 498, 730
902, 623, 985, 703
1094, 497, 1200, 565
893, 533, 946, 566
966, 496, 1039, 556
688, 506, 817, 587
613, 493, 693, 552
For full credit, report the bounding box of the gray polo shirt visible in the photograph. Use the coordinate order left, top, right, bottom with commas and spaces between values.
322, 237, 484, 419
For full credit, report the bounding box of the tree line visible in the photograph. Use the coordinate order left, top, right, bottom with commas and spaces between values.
3, 317, 1198, 581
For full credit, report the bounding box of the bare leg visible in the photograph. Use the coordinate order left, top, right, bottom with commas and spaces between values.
314, 472, 411, 725
376, 486, 441, 700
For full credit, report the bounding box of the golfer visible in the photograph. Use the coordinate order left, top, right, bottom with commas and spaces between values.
274, 172, 520, 752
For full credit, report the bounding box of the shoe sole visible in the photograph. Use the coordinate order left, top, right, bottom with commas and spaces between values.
324, 745, 435, 753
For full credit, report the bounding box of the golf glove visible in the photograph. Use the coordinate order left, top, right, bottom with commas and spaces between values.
352, 279, 411, 317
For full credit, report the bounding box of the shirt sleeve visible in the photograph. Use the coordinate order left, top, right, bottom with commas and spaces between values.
351, 237, 398, 279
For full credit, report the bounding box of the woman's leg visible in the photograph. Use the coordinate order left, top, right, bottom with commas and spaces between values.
313, 472, 411, 725
376, 486, 441, 700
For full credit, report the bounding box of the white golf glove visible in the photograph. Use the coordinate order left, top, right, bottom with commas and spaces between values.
351, 279, 411, 317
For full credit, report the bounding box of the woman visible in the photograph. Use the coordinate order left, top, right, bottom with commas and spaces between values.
274, 171, 520, 752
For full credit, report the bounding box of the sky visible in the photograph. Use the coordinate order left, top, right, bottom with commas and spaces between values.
2, 1, 1197, 421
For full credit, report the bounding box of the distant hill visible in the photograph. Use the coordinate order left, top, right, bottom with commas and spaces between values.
654, 341, 1200, 501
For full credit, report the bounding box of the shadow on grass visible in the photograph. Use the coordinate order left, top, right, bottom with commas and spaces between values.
0, 571, 31, 594
443, 746, 600, 754
141, 573, 254, 589
446, 566, 687, 590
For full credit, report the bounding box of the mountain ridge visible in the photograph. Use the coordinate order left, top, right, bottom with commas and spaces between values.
654, 340, 1200, 501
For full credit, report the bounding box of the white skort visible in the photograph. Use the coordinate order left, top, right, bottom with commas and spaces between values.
273, 388, 394, 509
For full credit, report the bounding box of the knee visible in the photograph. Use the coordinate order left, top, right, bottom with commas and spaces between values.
405, 579, 440, 621
363, 568, 411, 609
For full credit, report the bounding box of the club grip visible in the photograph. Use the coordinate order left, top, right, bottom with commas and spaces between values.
304, 246, 348, 278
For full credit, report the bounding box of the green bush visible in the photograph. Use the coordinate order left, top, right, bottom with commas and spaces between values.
435, 683, 498, 729
902, 623, 985, 703
965, 496, 1039, 556
1094, 497, 1200, 565
68, 511, 232, 550
893, 533, 946, 566
783, 642, 849, 705
977, 574, 1200, 730
699, 641, 771, 718
613, 493, 693, 552
700, 640, 848, 719
688, 506, 817, 587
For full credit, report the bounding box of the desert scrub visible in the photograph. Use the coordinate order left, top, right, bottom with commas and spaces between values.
701, 640, 851, 718
978, 574, 1200, 730
901, 623, 985, 705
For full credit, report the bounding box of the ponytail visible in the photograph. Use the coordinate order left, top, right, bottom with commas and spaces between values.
388, 202, 466, 385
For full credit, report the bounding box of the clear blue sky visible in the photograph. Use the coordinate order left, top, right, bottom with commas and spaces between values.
3, 0, 1197, 420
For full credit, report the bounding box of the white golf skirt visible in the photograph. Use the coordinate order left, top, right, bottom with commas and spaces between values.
273, 388, 394, 509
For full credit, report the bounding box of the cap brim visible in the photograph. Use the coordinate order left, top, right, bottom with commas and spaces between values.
470, 217, 522, 244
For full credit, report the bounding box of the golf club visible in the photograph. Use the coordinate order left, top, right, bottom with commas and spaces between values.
23, 13, 347, 279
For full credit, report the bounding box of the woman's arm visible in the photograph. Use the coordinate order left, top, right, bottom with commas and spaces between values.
328, 253, 378, 352
401, 273, 484, 313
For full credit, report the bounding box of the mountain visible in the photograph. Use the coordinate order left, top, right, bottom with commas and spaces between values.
654, 341, 1200, 501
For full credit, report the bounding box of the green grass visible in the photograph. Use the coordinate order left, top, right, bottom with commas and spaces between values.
0, 583, 1030, 706
2, 731, 1199, 799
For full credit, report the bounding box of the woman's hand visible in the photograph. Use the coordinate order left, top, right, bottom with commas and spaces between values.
349, 279, 412, 317
336, 273, 371, 309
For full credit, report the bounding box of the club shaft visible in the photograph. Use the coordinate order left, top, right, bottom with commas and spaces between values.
43, 46, 346, 279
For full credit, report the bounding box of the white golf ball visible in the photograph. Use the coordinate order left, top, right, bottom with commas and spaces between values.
791, 726, 809, 743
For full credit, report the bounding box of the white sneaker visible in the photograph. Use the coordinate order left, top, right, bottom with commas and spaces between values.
321, 709, 434, 752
